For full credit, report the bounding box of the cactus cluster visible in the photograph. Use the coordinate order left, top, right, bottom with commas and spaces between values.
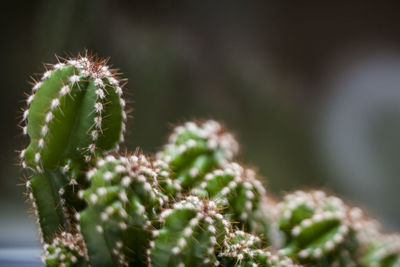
19, 55, 399, 266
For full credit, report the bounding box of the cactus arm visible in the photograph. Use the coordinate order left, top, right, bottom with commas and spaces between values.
20, 56, 127, 251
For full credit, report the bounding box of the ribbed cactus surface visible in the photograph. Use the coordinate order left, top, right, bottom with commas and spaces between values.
21, 55, 126, 171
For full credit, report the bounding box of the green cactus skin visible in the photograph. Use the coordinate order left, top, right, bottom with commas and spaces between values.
78, 154, 168, 267
218, 230, 298, 267
191, 162, 268, 236
43, 232, 88, 267
156, 120, 239, 191
277, 190, 359, 266
20, 55, 127, 243
150, 196, 231, 267
26, 171, 70, 243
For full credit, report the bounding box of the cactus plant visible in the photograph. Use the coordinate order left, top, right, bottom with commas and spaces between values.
20, 54, 127, 242
18, 54, 400, 267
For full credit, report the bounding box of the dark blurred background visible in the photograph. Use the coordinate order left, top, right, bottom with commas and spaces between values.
2, 0, 400, 251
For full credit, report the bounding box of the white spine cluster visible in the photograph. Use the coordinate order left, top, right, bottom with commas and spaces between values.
219, 231, 297, 267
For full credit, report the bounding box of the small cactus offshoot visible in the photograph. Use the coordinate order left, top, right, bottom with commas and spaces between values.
19, 54, 400, 267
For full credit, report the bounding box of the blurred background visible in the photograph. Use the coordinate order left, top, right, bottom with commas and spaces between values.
1, 0, 400, 254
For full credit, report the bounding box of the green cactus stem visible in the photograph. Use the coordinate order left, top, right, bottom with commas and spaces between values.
43, 231, 88, 267
156, 120, 239, 191
277, 190, 359, 266
78, 154, 168, 266
150, 196, 231, 267
191, 162, 268, 236
218, 230, 297, 267
20, 55, 127, 243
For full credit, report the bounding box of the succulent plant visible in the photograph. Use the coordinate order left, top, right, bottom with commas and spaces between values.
19, 54, 400, 267
20, 54, 126, 243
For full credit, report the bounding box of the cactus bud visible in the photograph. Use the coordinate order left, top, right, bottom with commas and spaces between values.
150, 196, 231, 267
157, 120, 239, 190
